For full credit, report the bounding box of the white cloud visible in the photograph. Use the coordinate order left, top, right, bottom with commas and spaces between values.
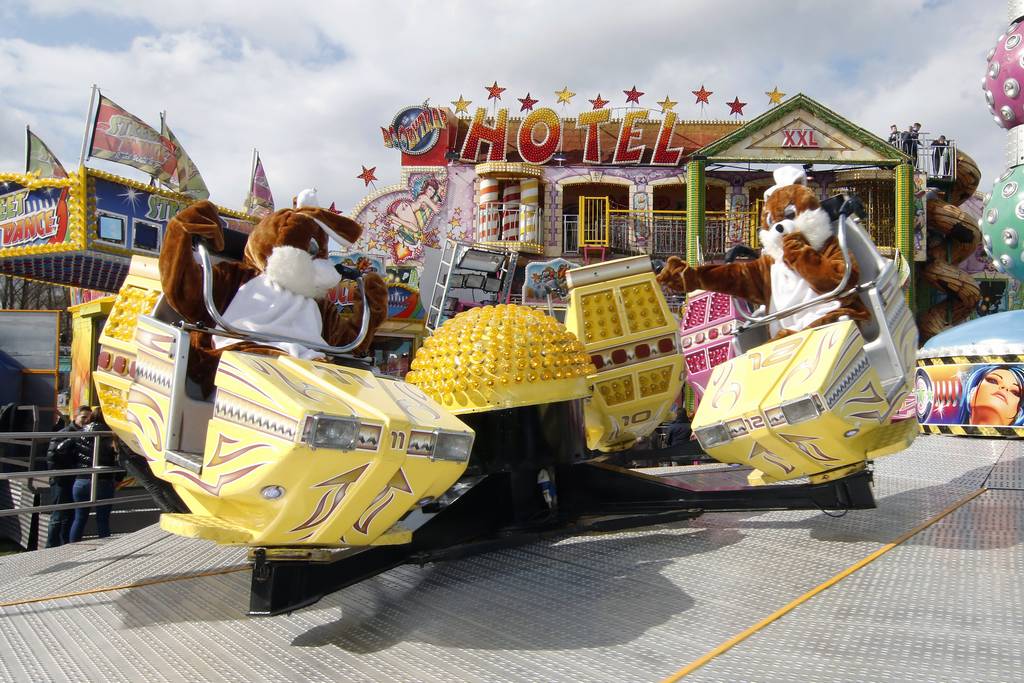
0, 0, 1012, 211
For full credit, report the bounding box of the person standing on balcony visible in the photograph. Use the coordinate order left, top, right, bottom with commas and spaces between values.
887, 124, 900, 147
902, 123, 921, 167
69, 407, 120, 542
932, 135, 950, 176
45, 405, 92, 547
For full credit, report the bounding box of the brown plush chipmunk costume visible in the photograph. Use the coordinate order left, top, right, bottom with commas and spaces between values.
160, 196, 389, 396
657, 166, 869, 339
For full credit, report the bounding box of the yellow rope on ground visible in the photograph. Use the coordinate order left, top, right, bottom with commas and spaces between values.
0, 565, 250, 608
662, 487, 987, 681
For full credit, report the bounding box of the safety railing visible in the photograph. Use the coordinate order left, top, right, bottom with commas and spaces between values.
0, 430, 151, 518
607, 209, 688, 257
476, 201, 542, 244
562, 215, 579, 254
573, 208, 762, 260
891, 134, 957, 180
703, 210, 760, 260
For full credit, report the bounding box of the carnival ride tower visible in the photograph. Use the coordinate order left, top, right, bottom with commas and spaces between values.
916, 150, 982, 341
911, 0, 1024, 439
981, 0, 1024, 284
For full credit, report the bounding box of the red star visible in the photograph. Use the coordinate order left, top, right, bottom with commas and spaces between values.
485, 81, 505, 100
692, 85, 713, 105
623, 85, 644, 104
356, 165, 377, 186
589, 93, 609, 110
727, 96, 747, 116
517, 92, 539, 112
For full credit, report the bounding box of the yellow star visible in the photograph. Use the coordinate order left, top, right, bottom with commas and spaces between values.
554, 86, 576, 105
451, 94, 472, 114
448, 216, 461, 229
656, 95, 677, 113
766, 86, 785, 105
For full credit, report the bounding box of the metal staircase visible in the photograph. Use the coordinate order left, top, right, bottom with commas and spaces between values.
425, 239, 519, 332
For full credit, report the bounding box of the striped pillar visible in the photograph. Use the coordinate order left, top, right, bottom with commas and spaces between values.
478, 178, 500, 242
518, 178, 540, 245
894, 162, 915, 306
686, 157, 706, 265
501, 182, 521, 241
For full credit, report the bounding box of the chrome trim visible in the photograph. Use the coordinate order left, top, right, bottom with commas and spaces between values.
197, 241, 370, 356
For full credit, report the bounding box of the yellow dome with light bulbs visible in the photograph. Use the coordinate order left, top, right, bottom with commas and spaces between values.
406, 304, 596, 414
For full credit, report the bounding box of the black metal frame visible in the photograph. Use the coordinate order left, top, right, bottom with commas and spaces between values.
248, 459, 874, 616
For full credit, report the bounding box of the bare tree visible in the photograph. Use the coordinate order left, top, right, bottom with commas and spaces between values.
0, 275, 72, 344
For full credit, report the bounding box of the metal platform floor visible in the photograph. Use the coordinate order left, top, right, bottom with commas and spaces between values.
0, 435, 1021, 682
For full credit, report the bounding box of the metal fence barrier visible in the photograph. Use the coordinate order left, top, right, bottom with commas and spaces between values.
0, 430, 152, 517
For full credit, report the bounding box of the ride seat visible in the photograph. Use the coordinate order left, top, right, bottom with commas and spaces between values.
149, 296, 213, 463
732, 216, 917, 403
842, 217, 917, 398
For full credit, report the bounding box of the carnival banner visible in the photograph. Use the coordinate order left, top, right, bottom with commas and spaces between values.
386, 264, 424, 319
89, 173, 249, 252
0, 181, 70, 250
523, 258, 574, 304
327, 252, 386, 306
161, 115, 210, 200
244, 154, 274, 218
915, 363, 1024, 431
25, 128, 68, 179
89, 95, 177, 180
353, 171, 450, 264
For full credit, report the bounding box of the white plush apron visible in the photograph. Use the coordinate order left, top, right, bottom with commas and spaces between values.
212, 274, 326, 359
767, 261, 840, 337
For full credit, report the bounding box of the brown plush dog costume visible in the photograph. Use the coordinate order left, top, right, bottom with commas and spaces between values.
658, 181, 868, 339
160, 200, 389, 396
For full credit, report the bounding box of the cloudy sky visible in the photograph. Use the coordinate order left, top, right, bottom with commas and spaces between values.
0, 0, 1012, 212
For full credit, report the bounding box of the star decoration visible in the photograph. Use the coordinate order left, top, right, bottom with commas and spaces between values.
555, 86, 576, 104
485, 81, 505, 100
656, 95, 677, 113
623, 85, 644, 104
448, 215, 462, 229
118, 186, 142, 209
692, 85, 713, 105
727, 96, 747, 116
766, 86, 785, 105
589, 93, 609, 110
356, 166, 377, 186
451, 94, 471, 114
518, 92, 539, 112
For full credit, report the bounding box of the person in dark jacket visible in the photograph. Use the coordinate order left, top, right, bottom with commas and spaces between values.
45, 405, 92, 547
932, 135, 950, 176
887, 124, 900, 147
69, 407, 119, 541
902, 123, 921, 166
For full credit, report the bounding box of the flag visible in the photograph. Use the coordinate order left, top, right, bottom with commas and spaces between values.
88, 94, 176, 180
161, 115, 209, 200
243, 154, 274, 218
25, 127, 68, 179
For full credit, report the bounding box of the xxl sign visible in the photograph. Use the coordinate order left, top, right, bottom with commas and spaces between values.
458, 106, 685, 166
0, 185, 70, 249
781, 128, 820, 148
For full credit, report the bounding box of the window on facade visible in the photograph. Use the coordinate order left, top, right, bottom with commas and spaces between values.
133, 220, 160, 252
97, 214, 125, 244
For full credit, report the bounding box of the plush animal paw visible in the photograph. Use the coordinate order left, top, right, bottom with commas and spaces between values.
782, 232, 811, 265
170, 200, 225, 251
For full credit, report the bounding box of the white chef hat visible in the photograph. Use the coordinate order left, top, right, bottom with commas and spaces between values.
763, 165, 807, 200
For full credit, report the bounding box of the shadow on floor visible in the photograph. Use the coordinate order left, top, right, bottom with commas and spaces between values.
291, 527, 742, 654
